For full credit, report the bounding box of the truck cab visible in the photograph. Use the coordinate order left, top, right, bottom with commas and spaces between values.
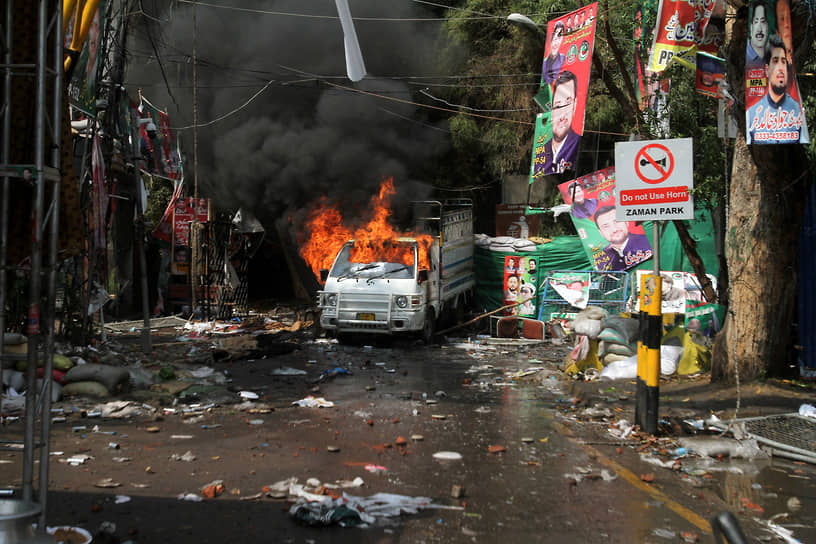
317, 200, 473, 343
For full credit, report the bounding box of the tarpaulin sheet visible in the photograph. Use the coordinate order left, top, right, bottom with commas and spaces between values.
475, 208, 718, 313
476, 236, 591, 311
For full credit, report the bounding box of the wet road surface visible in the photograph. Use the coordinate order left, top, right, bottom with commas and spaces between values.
1, 334, 814, 542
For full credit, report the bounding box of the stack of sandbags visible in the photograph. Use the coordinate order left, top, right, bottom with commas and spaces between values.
62, 363, 131, 398
487, 236, 517, 252
597, 315, 640, 366
8, 351, 75, 402
512, 238, 537, 252
2, 333, 28, 363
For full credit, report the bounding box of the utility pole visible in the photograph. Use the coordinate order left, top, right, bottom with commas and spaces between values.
190, 2, 201, 314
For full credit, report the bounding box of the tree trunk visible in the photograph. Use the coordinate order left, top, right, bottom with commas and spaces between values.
710, 3, 811, 383
711, 137, 809, 382
672, 219, 717, 303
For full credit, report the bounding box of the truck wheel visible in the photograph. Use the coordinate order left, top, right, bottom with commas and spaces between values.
422, 309, 436, 345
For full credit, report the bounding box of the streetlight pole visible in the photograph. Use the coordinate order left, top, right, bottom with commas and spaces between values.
507, 13, 546, 45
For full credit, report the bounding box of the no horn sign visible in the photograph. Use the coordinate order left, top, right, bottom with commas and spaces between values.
614, 138, 694, 221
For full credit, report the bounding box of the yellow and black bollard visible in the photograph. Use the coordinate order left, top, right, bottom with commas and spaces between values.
636, 273, 662, 435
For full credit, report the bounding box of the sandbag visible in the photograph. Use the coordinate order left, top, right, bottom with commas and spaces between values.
36, 368, 67, 385
598, 340, 636, 358
597, 328, 628, 345
64, 363, 130, 394
599, 316, 640, 345
53, 354, 75, 371
580, 306, 608, 320
2, 333, 27, 345
602, 353, 631, 364
15, 353, 74, 372
62, 381, 110, 398
572, 315, 602, 339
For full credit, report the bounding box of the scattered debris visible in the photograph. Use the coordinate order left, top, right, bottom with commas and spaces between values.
432, 451, 462, 461
292, 396, 335, 408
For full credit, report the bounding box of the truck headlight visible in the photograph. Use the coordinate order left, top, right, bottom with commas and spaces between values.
394, 295, 408, 308
325, 294, 337, 307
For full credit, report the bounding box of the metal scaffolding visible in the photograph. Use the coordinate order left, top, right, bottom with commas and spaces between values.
0, 0, 63, 532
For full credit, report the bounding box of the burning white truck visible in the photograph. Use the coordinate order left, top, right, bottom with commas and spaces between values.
315, 199, 474, 343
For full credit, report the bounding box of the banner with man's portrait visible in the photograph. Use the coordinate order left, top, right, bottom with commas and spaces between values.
529, 3, 598, 182
745, 0, 810, 144
557, 167, 653, 272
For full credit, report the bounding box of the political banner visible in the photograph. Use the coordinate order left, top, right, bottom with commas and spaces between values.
503, 256, 539, 317
557, 167, 653, 272
529, 3, 598, 181
133, 97, 184, 180
630, 270, 718, 315
634, 0, 671, 136
648, 0, 722, 72
549, 271, 590, 309
745, 0, 810, 145
172, 197, 210, 275
65, 0, 106, 114
695, 52, 726, 98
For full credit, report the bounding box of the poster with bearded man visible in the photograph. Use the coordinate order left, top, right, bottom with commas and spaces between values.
745, 0, 809, 144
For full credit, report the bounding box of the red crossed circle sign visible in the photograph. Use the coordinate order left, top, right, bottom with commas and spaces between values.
634, 143, 674, 185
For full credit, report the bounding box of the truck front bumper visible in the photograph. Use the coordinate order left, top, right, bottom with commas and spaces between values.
320, 309, 424, 335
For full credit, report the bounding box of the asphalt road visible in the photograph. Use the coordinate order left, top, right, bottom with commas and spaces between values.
1, 332, 813, 543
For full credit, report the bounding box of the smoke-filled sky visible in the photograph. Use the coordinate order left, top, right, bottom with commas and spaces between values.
125, 0, 458, 229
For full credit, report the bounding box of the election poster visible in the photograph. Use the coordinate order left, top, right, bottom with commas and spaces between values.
503, 256, 539, 317
172, 197, 210, 275
634, 0, 671, 136
630, 270, 718, 315
549, 271, 591, 309
745, 0, 810, 145
557, 167, 653, 272
648, 0, 723, 72
695, 52, 726, 98
529, 3, 598, 182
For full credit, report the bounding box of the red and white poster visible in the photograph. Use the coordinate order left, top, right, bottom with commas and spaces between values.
530, 3, 597, 178
648, 0, 723, 72
172, 197, 210, 275
745, 0, 809, 145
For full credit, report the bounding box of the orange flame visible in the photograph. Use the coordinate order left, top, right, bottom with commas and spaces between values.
299, 178, 433, 279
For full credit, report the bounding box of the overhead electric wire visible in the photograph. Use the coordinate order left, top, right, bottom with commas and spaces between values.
324, 80, 533, 126
172, 78, 277, 130
419, 88, 536, 113
176, 0, 500, 20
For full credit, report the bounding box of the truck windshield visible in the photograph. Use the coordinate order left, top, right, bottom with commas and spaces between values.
329, 242, 416, 280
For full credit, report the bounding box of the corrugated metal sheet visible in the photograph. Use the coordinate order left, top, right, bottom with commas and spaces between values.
799, 180, 816, 373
